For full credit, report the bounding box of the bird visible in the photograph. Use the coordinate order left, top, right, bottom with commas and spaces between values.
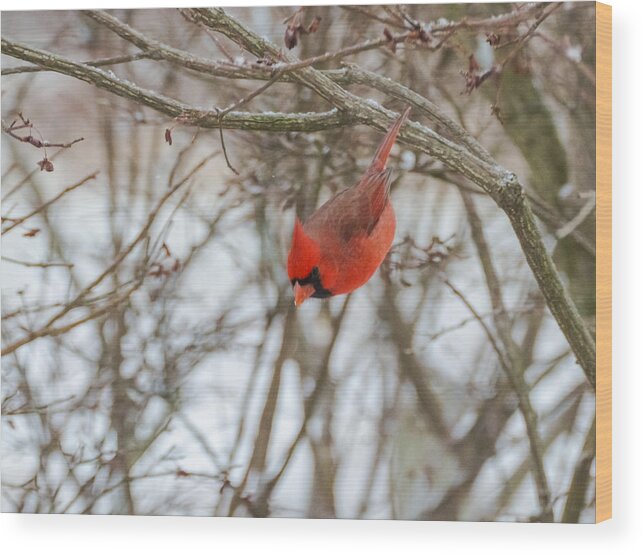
287, 107, 411, 306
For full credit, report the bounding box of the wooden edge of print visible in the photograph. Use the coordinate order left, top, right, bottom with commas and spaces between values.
595, 1, 612, 524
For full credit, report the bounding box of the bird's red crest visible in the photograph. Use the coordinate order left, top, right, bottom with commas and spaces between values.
287, 218, 321, 280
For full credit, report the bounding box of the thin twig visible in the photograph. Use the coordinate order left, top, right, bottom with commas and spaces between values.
2, 280, 142, 357
443, 277, 511, 371
1, 256, 74, 269
214, 71, 285, 174
2, 117, 84, 150
249, 296, 352, 516
2, 171, 99, 235
1, 51, 153, 75
458, 190, 553, 521
216, 109, 239, 175
556, 193, 596, 240
1, 156, 214, 357
534, 31, 596, 85
499, 3, 562, 69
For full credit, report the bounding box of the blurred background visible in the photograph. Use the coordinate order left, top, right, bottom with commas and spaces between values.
1, 3, 596, 521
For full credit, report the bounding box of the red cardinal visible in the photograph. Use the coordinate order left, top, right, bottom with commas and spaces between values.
287, 107, 410, 306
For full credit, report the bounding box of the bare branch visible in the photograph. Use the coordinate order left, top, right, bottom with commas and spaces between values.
2, 113, 85, 160
499, 3, 563, 69
1, 256, 74, 269
1, 51, 153, 75
2, 279, 141, 357
459, 191, 553, 521
2, 171, 98, 235
1, 38, 355, 132
1, 155, 214, 356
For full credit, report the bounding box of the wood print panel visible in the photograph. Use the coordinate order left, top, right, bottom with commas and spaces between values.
1, 2, 609, 522
596, 1, 612, 524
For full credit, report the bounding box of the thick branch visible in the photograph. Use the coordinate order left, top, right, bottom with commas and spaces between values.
84, 9, 422, 77
341, 63, 495, 165
184, 10, 504, 184
1, 38, 354, 132
501, 183, 596, 388
81, 10, 492, 167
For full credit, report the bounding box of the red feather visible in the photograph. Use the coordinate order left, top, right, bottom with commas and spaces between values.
287, 218, 320, 281
287, 107, 411, 305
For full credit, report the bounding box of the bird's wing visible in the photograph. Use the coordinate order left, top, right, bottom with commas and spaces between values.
306, 168, 392, 244
303, 108, 408, 246
359, 167, 393, 236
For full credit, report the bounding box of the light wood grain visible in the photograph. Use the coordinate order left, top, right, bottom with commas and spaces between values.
596, 0, 612, 524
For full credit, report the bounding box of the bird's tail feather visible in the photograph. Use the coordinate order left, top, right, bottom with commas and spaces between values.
371, 106, 411, 171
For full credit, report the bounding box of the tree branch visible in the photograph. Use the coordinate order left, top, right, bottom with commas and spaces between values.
1, 155, 213, 356
561, 418, 596, 522
459, 191, 553, 521
0, 38, 354, 132
1, 279, 142, 357
1, 51, 153, 75
2, 171, 98, 235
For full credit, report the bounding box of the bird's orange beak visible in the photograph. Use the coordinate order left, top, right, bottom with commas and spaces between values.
293, 282, 315, 306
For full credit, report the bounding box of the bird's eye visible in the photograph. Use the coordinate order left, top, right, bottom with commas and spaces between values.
292, 267, 320, 288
